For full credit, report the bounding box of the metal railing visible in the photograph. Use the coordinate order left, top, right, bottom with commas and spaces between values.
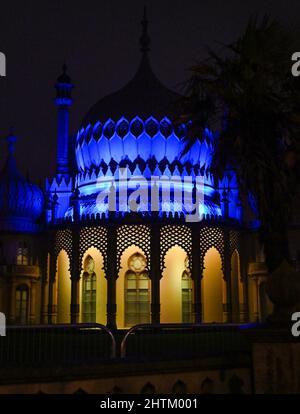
1, 323, 116, 367
0, 322, 255, 366
120, 323, 252, 359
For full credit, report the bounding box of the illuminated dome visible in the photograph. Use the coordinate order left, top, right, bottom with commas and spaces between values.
75, 34, 214, 177
65, 12, 240, 222
0, 133, 44, 232
76, 12, 186, 174
76, 115, 214, 173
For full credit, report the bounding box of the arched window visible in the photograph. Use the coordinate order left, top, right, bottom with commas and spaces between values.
125, 252, 150, 326
16, 284, 29, 324
17, 242, 29, 265
82, 255, 96, 323
182, 256, 193, 323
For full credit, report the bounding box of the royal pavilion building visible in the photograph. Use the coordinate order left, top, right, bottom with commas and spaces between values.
0, 12, 275, 330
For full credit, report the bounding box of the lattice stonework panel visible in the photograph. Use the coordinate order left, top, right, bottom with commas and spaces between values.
54, 229, 73, 263
199, 226, 225, 269
117, 225, 151, 270
79, 226, 108, 268
160, 225, 192, 271
229, 230, 239, 256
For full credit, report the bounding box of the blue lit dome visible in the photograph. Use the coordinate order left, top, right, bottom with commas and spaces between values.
0, 133, 44, 232
75, 51, 214, 176
67, 14, 241, 222
76, 12, 188, 175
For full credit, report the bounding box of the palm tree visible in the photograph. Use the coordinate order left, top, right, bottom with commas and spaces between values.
179, 15, 300, 271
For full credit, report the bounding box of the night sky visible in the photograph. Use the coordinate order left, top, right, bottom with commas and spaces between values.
0, 0, 300, 182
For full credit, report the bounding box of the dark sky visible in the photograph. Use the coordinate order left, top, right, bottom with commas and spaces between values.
0, 0, 300, 182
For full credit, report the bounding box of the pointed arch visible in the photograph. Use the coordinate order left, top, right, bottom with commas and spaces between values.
161, 245, 192, 323
160, 225, 192, 272
79, 247, 107, 324
199, 227, 225, 272
79, 226, 108, 270
117, 225, 150, 271
202, 247, 223, 322
231, 249, 241, 322
55, 230, 72, 269
56, 249, 71, 323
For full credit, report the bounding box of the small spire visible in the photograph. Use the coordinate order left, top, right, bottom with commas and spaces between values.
140, 6, 150, 54
1, 128, 18, 175
222, 189, 229, 202
73, 185, 80, 198
57, 63, 71, 84
53, 189, 58, 203
6, 127, 17, 156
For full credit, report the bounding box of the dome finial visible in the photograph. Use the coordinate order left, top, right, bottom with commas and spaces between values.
57, 62, 71, 84
140, 6, 150, 54
6, 127, 17, 156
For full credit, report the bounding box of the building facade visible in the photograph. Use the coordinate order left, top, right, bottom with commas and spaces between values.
0, 13, 275, 329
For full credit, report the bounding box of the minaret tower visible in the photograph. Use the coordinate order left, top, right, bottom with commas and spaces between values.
45, 65, 73, 223
54, 64, 73, 178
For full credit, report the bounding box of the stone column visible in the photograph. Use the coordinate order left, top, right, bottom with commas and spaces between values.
106, 225, 117, 330
238, 280, 247, 323
222, 228, 232, 323
40, 252, 49, 324
29, 279, 37, 324
150, 223, 160, 324
240, 231, 249, 322
70, 229, 80, 324
192, 226, 202, 323
48, 251, 57, 324
41, 279, 49, 324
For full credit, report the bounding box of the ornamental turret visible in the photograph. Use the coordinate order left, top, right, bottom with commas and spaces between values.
54, 64, 73, 178
0, 130, 44, 232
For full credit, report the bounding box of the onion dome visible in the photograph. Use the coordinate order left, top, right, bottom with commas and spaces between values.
0, 131, 44, 232
82, 54, 181, 126
82, 10, 180, 127
76, 9, 212, 174
68, 10, 241, 223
